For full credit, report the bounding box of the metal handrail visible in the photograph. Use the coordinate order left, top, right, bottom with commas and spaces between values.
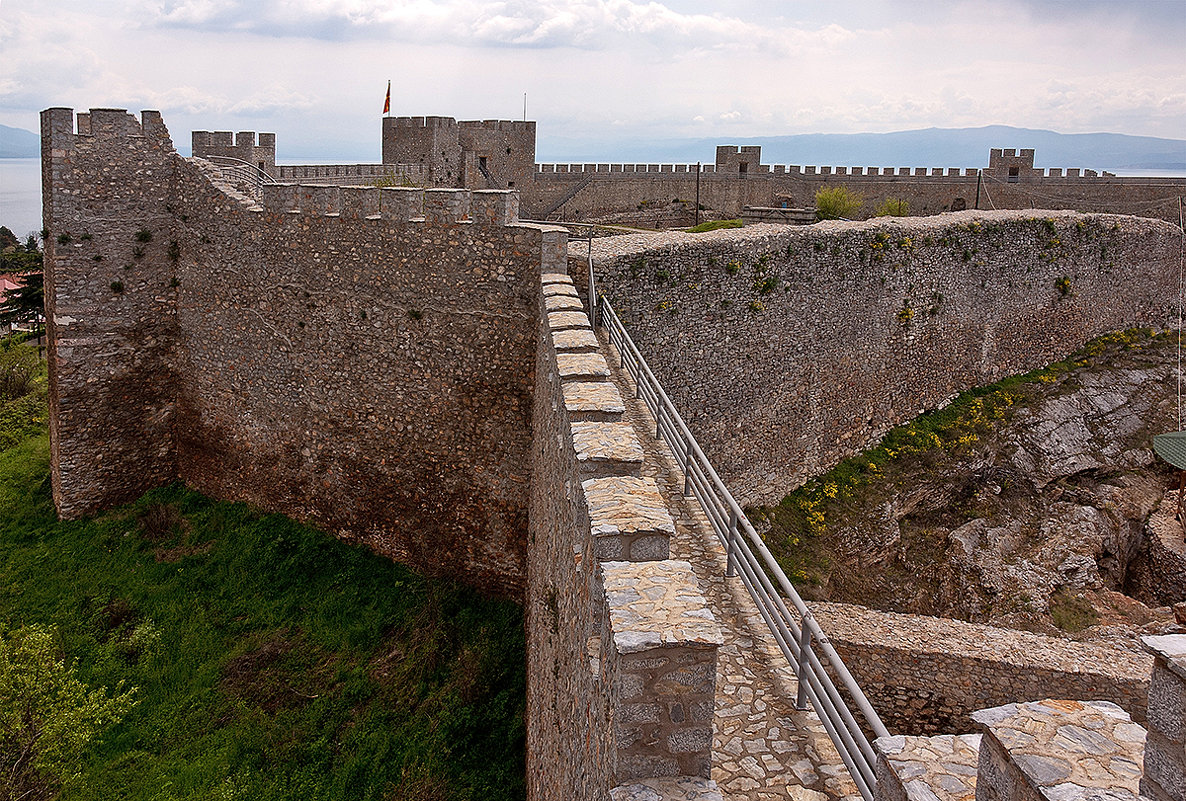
202, 156, 278, 196
590, 281, 889, 800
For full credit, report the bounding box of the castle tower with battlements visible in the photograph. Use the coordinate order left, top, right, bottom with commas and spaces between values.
382, 115, 535, 191
192, 130, 276, 176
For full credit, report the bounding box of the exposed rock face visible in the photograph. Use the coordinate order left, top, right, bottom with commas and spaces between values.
773, 332, 1183, 635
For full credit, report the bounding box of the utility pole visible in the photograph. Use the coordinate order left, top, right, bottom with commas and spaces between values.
695, 162, 701, 226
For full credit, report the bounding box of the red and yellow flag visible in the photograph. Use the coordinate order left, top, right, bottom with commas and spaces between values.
383, 80, 391, 115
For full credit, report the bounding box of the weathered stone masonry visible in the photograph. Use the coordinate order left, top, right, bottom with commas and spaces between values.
582, 213, 1179, 506
44, 107, 1185, 801
43, 107, 560, 595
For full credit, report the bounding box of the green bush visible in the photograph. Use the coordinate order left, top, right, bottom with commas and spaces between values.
0, 344, 42, 402
1, 624, 138, 800
814, 186, 863, 220
875, 198, 909, 217
686, 219, 742, 233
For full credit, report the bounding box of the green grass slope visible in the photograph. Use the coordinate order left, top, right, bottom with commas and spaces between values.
0, 381, 525, 800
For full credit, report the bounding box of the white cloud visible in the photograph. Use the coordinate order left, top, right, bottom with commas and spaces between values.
0, 0, 1182, 152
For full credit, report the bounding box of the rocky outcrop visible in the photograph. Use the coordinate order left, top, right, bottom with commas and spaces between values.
763, 331, 1184, 636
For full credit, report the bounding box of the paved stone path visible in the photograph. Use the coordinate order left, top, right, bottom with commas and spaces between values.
598, 331, 860, 801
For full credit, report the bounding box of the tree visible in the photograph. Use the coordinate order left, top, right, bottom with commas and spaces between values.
0, 231, 44, 333
814, 186, 864, 220
0, 625, 137, 800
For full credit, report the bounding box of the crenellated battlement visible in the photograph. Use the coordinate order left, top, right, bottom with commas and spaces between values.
192, 128, 276, 174
253, 182, 521, 225
43, 107, 172, 147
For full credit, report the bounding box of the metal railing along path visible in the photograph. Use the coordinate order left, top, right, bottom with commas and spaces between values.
201, 156, 277, 198
589, 284, 889, 800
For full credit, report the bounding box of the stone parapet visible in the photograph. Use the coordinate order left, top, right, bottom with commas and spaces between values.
601, 559, 723, 783
423, 188, 470, 224
875, 733, 982, 801
552, 328, 602, 354
571, 422, 645, 478
549, 310, 594, 331
380, 186, 424, 221
610, 775, 724, 800
557, 352, 612, 381
971, 699, 1145, 801
584, 476, 675, 562
472, 189, 520, 225
809, 601, 1153, 733
563, 381, 627, 422
1141, 635, 1186, 801
545, 294, 586, 312
340, 186, 380, 218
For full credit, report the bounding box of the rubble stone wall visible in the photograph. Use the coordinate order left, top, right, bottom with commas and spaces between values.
585, 211, 1179, 505
40, 107, 181, 518
43, 107, 556, 595
811, 602, 1152, 735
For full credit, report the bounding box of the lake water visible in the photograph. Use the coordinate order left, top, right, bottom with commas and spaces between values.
2, 156, 1183, 241
0, 159, 41, 239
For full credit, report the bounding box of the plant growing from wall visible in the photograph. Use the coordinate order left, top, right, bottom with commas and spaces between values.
748, 300, 765, 313
725, 260, 741, 276
897, 302, 914, 324
754, 274, 780, 295
875, 198, 910, 217
814, 186, 863, 220
1055, 276, 1072, 297
135, 228, 153, 243
110, 281, 124, 293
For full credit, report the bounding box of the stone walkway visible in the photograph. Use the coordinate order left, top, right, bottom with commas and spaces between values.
598, 332, 860, 801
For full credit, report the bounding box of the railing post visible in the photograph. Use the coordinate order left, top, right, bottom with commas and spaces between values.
655, 402, 664, 440
682, 433, 692, 497
796, 617, 814, 711
726, 509, 738, 577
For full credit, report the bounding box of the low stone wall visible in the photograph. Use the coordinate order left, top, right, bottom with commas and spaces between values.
809, 602, 1152, 735
526, 271, 724, 800
1141, 636, 1186, 801
586, 211, 1178, 506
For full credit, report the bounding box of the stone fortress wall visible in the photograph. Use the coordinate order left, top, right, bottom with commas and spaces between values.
43, 106, 566, 595
578, 212, 1179, 507
530, 145, 1186, 224
43, 107, 1186, 801
191, 129, 276, 172
239, 118, 1186, 225
809, 602, 1153, 735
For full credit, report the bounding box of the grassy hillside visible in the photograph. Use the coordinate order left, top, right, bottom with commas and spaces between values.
0, 344, 525, 801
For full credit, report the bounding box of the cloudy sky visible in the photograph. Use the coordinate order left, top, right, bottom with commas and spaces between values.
1, 0, 1183, 160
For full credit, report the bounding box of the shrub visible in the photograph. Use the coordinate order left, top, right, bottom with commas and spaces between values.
814, 186, 863, 220
0, 624, 137, 800
875, 198, 909, 217
0, 345, 42, 402
686, 219, 742, 233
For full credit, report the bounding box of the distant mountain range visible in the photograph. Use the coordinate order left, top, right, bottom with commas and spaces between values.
0, 124, 38, 158
4, 121, 1184, 172
538, 125, 1186, 172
